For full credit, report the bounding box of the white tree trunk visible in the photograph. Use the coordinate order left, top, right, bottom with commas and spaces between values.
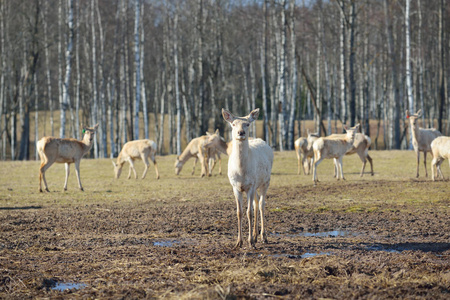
133, 0, 141, 140
174, 3, 181, 155
60, 0, 74, 139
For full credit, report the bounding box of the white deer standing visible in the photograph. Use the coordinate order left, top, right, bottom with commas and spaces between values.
294, 130, 319, 175
223, 108, 273, 249
406, 110, 442, 178
112, 139, 160, 180
312, 124, 359, 185
430, 136, 450, 181
37, 124, 99, 192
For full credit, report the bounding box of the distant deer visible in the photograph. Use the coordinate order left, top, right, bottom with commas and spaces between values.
329, 133, 374, 177
430, 136, 450, 181
37, 124, 99, 192
112, 139, 160, 180
174, 132, 221, 177
406, 110, 442, 178
312, 124, 359, 185
294, 130, 319, 175
222, 108, 273, 249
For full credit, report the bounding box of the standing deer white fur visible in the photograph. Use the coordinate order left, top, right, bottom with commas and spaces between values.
312, 124, 359, 185
174, 133, 221, 177
37, 124, 98, 192
430, 136, 450, 181
223, 108, 273, 249
329, 133, 374, 177
112, 139, 160, 180
294, 130, 319, 175
406, 110, 442, 178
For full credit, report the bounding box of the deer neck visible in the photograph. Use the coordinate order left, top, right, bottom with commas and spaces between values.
81, 135, 94, 154
215, 138, 229, 155
230, 138, 250, 167
410, 121, 420, 141
116, 152, 126, 166
178, 145, 194, 164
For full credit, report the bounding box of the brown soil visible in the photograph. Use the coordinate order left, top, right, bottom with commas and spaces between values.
0, 180, 449, 299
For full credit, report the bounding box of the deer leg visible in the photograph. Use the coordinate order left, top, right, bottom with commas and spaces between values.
259, 186, 268, 244
423, 151, 428, 177
64, 163, 71, 191
191, 157, 198, 175
337, 157, 345, 180
416, 150, 420, 178
246, 188, 255, 248
218, 154, 222, 175
359, 154, 367, 177
151, 155, 160, 179
128, 159, 137, 179
367, 154, 374, 176
252, 192, 259, 244
199, 154, 207, 178
141, 155, 149, 179
233, 188, 244, 249
296, 150, 301, 175
313, 156, 323, 186
437, 158, 444, 180
431, 157, 437, 181
74, 161, 84, 191
39, 161, 53, 192
333, 158, 338, 178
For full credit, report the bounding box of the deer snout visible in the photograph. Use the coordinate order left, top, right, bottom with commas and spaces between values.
238, 130, 245, 137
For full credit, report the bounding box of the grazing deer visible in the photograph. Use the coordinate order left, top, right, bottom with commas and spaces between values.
222, 108, 273, 249
294, 130, 319, 175
174, 132, 221, 177
329, 133, 374, 177
312, 124, 359, 186
37, 124, 99, 192
406, 110, 442, 178
430, 136, 450, 181
112, 139, 160, 180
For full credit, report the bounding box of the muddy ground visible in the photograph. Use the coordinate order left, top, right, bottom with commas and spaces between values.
0, 153, 449, 299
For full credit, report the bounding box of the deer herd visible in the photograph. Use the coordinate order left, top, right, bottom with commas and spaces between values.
36, 109, 449, 248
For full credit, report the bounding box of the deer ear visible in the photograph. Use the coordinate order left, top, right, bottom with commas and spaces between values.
215, 129, 219, 135
405, 110, 410, 119
222, 109, 234, 123
206, 132, 211, 136
248, 108, 260, 122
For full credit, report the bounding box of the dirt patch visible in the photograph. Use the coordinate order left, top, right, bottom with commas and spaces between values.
0, 179, 449, 299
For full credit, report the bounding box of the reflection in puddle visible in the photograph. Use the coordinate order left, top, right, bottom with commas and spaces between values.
52, 282, 87, 291
270, 252, 331, 259
297, 230, 357, 237
366, 245, 401, 253
273, 230, 359, 238
153, 240, 179, 247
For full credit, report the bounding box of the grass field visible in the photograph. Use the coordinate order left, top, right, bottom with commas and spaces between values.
0, 150, 449, 298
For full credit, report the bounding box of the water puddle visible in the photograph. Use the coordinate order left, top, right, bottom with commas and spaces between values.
153, 240, 179, 247
273, 230, 359, 238
297, 230, 357, 237
366, 245, 401, 253
52, 282, 87, 291
269, 252, 332, 259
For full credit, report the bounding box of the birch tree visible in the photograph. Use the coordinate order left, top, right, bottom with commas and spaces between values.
133, 0, 141, 140
60, 0, 74, 139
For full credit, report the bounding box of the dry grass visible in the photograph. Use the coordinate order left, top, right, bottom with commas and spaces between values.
0, 150, 449, 299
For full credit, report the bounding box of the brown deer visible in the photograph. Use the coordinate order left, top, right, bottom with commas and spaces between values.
112, 139, 160, 180
37, 124, 99, 192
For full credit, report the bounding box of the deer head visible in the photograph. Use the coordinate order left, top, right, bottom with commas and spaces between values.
222, 108, 259, 142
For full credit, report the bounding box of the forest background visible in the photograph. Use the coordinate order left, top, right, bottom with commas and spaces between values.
0, 0, 449, 160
